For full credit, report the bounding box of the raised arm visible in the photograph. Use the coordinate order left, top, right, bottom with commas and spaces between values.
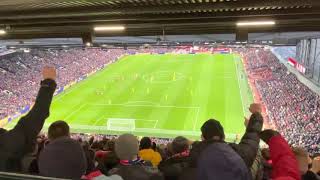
260, 130, 300, 180
230, 103, 263, 167
0, 67, 57, 154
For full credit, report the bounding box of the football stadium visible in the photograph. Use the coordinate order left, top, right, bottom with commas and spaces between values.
0, 0, 320, 180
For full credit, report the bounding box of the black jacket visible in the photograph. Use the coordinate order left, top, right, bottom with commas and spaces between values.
0, 79, 56, 172
177, 113, 263, 180
189, 112, 263, 169
158, 155, 190, 180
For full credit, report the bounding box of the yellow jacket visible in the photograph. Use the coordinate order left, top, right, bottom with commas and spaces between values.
139, 149, 162, 167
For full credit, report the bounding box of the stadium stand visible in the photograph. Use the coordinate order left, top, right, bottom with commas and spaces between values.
0, 47, 320, 180
234, 48, 320, 155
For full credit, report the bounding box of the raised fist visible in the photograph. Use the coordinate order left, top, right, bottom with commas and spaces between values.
42, 66, 56, 81
249, 103, 262, 114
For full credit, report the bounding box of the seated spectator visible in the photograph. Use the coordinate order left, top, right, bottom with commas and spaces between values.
38, 120, 87, 179
158, 136, 191, 180
109, 134, 163, 180
0, 67, 57, 172
139, 137, 162, 167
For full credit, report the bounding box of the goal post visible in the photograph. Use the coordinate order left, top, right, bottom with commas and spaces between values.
107, 118, 136, 132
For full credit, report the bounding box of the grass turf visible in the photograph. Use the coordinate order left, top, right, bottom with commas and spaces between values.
6, 53, 253, 140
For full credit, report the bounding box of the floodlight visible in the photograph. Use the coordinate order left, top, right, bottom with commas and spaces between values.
0, 30, 6, 35
94, 26, 125, 31
236, 21, 275, 27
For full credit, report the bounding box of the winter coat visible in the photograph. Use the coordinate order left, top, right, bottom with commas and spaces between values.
189, 112, 263, 169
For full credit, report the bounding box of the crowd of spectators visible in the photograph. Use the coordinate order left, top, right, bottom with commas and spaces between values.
0, 47, 319, 180
237, 48, 320, 154
0, 48, 124, 119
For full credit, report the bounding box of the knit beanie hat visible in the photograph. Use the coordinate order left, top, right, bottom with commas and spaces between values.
201, 119, 225, 140
115, 134, 139, 160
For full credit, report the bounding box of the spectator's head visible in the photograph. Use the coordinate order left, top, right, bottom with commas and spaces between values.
39, 137, 87, 179
115, 134, 139, 160
48, 120, 70, 140
139, 137, 152, 150
201, 119, 225, 141
292, 147, 309, 175
104, 140, 115, 151
197, 143, 250, 180
171, 136, 189, 154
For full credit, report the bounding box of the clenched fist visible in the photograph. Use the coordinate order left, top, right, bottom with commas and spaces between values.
42, 66, 56, 81
249, 103, 262, 114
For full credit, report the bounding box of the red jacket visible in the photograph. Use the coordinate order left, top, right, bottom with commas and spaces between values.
268, 135, 301, 180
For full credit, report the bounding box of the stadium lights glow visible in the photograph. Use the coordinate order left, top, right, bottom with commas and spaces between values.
85, 42, 92, 47
0, 29, 6, 35
94, 26, 125, 31
236, 21, 275, 27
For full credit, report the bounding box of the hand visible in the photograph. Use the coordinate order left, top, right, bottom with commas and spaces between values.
249, 103, 262, 114
311, 156, 320, 174
42, 66, 56, 80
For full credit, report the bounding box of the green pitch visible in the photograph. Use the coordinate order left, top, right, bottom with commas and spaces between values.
8, 54, 253, 140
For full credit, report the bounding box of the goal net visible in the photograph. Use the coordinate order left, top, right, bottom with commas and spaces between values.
107, 118, 136, 132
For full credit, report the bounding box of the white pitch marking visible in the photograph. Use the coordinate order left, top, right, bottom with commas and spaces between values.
153, 120, 159, 128
89, 103, 200, 109
65, 103, 87, 120
234, 57, 246, 116
193, 107, 200, 131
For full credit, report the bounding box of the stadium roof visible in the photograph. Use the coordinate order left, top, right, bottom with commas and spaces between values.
0, 0, 320, 40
